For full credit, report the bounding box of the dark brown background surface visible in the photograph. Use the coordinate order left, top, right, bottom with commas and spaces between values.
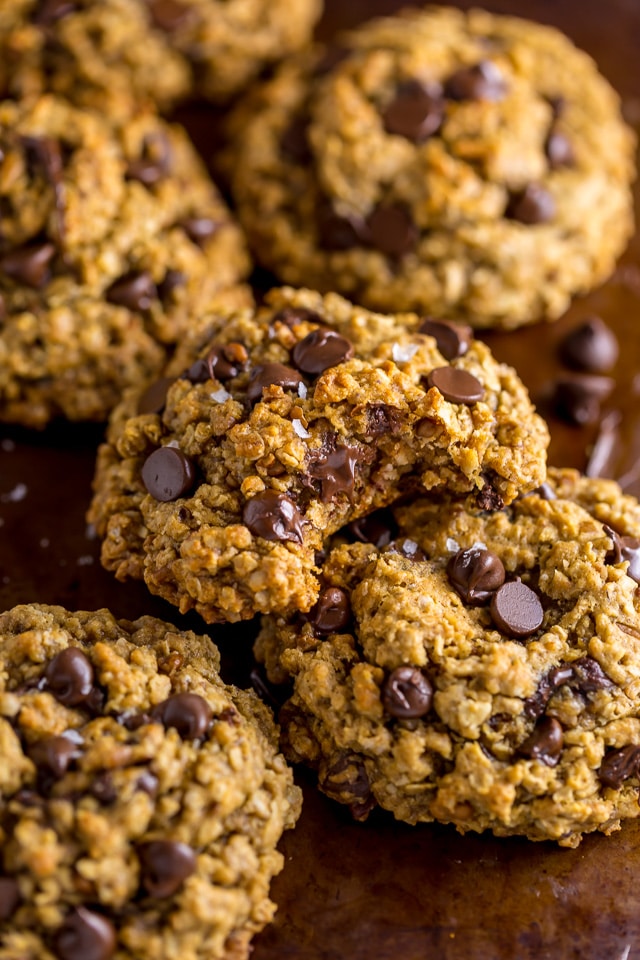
1, 1, 640, 957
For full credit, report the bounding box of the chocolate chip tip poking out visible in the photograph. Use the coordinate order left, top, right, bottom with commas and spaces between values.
426, 367, 484, 404
242, 490, 305, 544
141, 447, 195, 502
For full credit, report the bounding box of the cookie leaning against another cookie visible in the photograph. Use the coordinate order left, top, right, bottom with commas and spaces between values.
0, 603, 301, 960
0, 95, 251, 427
256, 471, 640, 846
87, 286, 548, 624
230, 6, 635, 329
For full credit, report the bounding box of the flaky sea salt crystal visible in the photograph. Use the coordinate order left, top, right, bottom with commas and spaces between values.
298, 382, 308, 399
392, 342, 420, 364
445, 537, 459, 553
211, 387, 231, 403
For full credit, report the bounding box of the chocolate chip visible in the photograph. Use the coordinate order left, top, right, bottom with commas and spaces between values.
307, 444, 363, 502
126, 134, 172, 186
249, 666, 292, 712
321, 753, 372, 807
137, 377, 176, 415
570, 656, 613, 694
419, 318, 473, 360
347, 508, 398, 548
247, 363, 304, 405
317, 201, 366, 251
148, 0, 193, 31
53, 907, 116, 960
367, 204, 418, 258
382, 667, 433, 719
0, 877, 20, 920
365, 404, 401, 438
106, 271, 156, 311
180, 217, 221, 247
30, 735, 80, 779
447, 546, 505, 605
546, 128, 575, 169
0, 242, 55, 288
152, 693, 212, 740
242, 490, 304, 543
281, 116, 311, 163
44, 647, 94, 707
604, 526, 640, 584
292, 328, 354, 376
23, 136, 65, 243
517, 716, 563, 766
136, 771, 159, 797
89, 772, 117, 805
382, 80, 444, 142
523, 663, 574, 720
490, 580, 543, 639
158, 268, 185, 303
306, 586, 351, 635
271, 306, 326, 329
535, 482, 557, 501
506, 184, 556, 225
34, 0, 76, 25
599, 744, 640, 789
444, 60, 506, 102
426, 367, 484, 404
475, 483, 504, 512
551, 374, 615, 426
559, 317, 619, 373
138, 840, 197, 898
141, 447, 195, 502
205, 342, 248, 382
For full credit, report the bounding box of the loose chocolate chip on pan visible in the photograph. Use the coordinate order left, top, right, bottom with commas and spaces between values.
53, 907, 116, 960
551, 374, 615, 426
506, 184, 556, 224
367, 204, 418, 258
242, 490, 304, 543
34, 0, 76, 24
490, 580, 543, 639
148, 0, 193, 31
419, 318, 473, 360
447, 546, 505, 605
180, 217, 221, 246
44, 647, 94, 706
137, 377, 176, 415
546, 127, 575, 169
0, 877, 20, 920
517, 716, 563, 766
306, 586, 351, 635
382, 666, 433, 719
426, 367, 484, 404
138, 840, 197, 898
141, 447, 195, 502
307, 444, 363, 502
152, 693, 212, 740
247, 363, 304, 405
559, 316, 619, 373
382, 80, 444, 142
599, 744, 640, 789
444, 60, 506, 101
30, 735, 81, 780
0, 241, 55, 288
106, 271, 156, 311
293, 328, 354, 375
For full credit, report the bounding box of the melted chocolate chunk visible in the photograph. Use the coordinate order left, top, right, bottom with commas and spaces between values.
147, 0, 193, 31
180, 217, 221, 246
106, 271, 156, 311
426, 367, 484, 404
137, 377, 176, 415
125, 134, 172, 186
347, 508, 398, 548
247, 363, 304, 405
242, 491, 304, 543
604, 526, 640, 584
367, 203, 418, 258
152, 693, 212, 740
0, 877, 20, 921
141, 447, 195, 502
419, 318, 473, 361
546, 127, 575, 169
599, 744, 640, 789
490, 580, 543, 639
53, 907, 116, 960
570, 656, 613, 693
517, 716, 564, 766
321, 753, 372, 810
559, 316, 619, 374
447, 546, 505, 605
0, 241, 55, 288
89, 772, 117, 805
292, 328, 354, 376
444, 60, 506, 101
382, 80, 444, 142
523, 663, 574, 720
506, 184, 556, 224
551, 374, 615, 426
307, 444, 363, 502
365, 404, 402, 438
44, 647, 94, 707
138, 840, 197, 898
475, 483, 505, 512
382, 667, 433, 719
30, 735, 80, 780
307, 586, 351, 635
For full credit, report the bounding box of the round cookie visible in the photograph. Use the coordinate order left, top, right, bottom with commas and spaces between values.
0, 95, 251, 427
230, 6, 636, 329
87, 286, 548, 624
256, 472, 640, 845
0, 0, 323, 115
0, 602, 301, 960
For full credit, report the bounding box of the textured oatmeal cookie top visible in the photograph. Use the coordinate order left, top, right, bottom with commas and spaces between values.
87, 286, 548, 624
230, 6, 635, 329
0, 603, 301, 960
256, 470, 640, 845
0, 95, 250, 427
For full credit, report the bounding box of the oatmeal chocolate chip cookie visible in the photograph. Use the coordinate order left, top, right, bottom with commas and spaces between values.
0, 95, 251, 427
87, 286, 548, 624
0, 0, 322, 115
256, 473, 640, 846
229, 6, 635, 329
0, 602, 301, 960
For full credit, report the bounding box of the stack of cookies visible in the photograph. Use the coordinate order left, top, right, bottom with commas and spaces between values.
0, 2, 638, 958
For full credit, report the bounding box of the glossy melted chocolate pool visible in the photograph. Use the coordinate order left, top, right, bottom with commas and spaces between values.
1, 1, 640, 957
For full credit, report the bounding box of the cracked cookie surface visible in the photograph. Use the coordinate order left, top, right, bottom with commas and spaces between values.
87, 286, 548, 624
256, 468, 640, 845
230, 6, 635, 329
0, 602, 301, 960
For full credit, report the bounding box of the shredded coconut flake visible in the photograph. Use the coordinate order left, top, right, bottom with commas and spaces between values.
392, 342, 420, 364
292, 419, 310, 439
211, 387, 231, 403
